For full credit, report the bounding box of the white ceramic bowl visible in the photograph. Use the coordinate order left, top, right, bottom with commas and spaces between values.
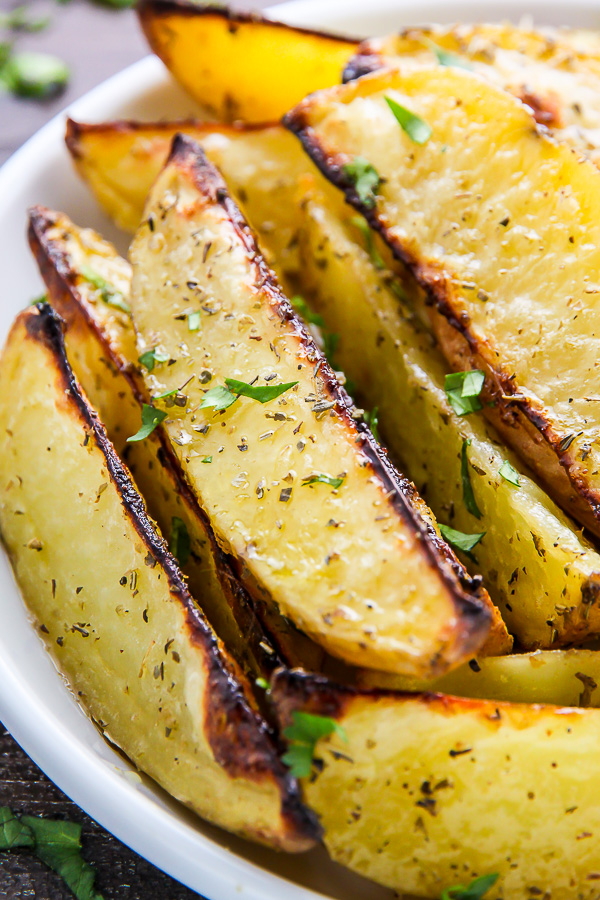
1, 1, 599, 897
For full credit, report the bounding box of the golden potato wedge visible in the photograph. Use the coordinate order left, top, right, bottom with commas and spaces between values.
273, 668, 600, 897
137, 0, 356, 123
129, 133, 495, 678
296, 190, 600, 650
344, 23, 600, 165
285, 66, 600, 539
0, 304, 319, 851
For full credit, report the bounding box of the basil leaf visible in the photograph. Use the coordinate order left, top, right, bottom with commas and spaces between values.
169, 516, 191, 567
1, 52, 69, 99
282, 711, 347, 779
224, 378, 298, 403
302, 473, 345, 489
291, 295, 325, 327
461, 439, 482, 519
385, 95, 432, 145
363, 407, 379, 441
350, 216, 385, 271
138, 347, 169, 372
79, 266, 130, 314
127, 405, 168, 442
343, 156, 381, 209
445, 370, 485, 417
188, 311, 201, 331
442, 872, 499, 900
499, 460, 520, 487
0, 808, 35, 849
22, 816, 103, 900
439, 523, 485, 561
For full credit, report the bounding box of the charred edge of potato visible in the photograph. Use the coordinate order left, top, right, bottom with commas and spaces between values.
27, 203, 297, 676
167, 132, 493, 654
22, 302, 320, 846
137, 0, 355, 46
342, 51, 385, 83
283, 112, 600, 536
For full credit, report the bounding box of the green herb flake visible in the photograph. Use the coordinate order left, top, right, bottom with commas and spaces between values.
363, 407, 379, 441
282, 711, 347, 778
255, 677, 270, 691
169, 516, 191, 567
201, 456, 212, 464
200, 385, 238, 411
0, 807, 35, 849
445, 370, 485, 417
0, 6, 50, 32
461, 439, 482, 519
138, 347, 169, 372
1, 52, 69, 99
385, 95, 432, 145
225, 378, 298, 403
302, 473, 345, 489
93, 0, 135, 8
79, 265, 130, 314
343, 156, 381, 209
441, 872, 499, 900
322, 332, 339, 366
425, 38, 472, 70
499, 460, 520, 487
21, 814, 103, 900
187, 311, 201, 332
29, 292, 48, 306
291, 295, 324, 327
127, 405, 168, 443
439, 523, 485, 561
350, 216, 385, 271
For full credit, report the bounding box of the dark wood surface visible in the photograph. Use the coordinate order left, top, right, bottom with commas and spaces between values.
0, 2, 278, 897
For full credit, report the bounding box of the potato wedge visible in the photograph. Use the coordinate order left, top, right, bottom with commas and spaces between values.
344, 23, 600, 164
137, 0, 356, 123
286, 66, 600, 538
296, 190, 600, 649
0, 304, 318, 851
273, 668, 600, 896
129, 133, 494, 678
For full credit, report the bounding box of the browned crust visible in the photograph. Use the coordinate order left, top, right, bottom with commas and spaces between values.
137, 0, 356, 46
20, 300, 320, 849
283, 111, 600, 540
166, 132, 494, 670
342, 51, 385, 84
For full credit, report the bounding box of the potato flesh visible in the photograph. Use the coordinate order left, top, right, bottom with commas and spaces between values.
0, 309, 312, 850
273, 672, 600, 898
297, 194, 600, 648
129, 151, 491, 678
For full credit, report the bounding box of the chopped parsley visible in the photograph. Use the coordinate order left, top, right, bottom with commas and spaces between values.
127, 405, 168, 442
461, 439, 481, 519
385, 95, 432, 145
425, 38, 472, 70
169, 516, 191, 567
350, 216, 385, 271
499, 460, 520, 487
291, 295, 324, 327
138, 347, 169, 372
439, 523, 485, 561
201, 378, 298, 411
255, 677, 270, 691
302, 473, 345, 489
363, 407, 380, 441
343, 156, 381, 209
0, 807, 103, 900
282, 711, 347, 778
441, 873, 499, 900
188, 311, 201, 331
79, 265, 130, 314
201, 456, 212, 464
445, 370, 485, 417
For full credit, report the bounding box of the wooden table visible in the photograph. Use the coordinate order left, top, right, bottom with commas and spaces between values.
0, 1, 278, 896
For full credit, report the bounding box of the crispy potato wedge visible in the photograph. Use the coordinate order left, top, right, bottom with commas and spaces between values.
344, 23, 600, 164
129, 133, 495, 678
285, 66, 600, 538
296, 191, 600, 649
273, 668, 600, 897
0, 304, 318, 851
137, 0, 356, 123
27, 204, 335, 679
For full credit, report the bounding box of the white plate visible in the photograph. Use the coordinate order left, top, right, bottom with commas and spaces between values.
1, 1, 599, 897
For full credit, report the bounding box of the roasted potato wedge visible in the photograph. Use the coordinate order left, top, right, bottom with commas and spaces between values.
296, 190, 600, 649
129, 133, 496, 678
137, 0, 356, 123
285, 66, 600, 538
273, 668, 600, 896
0, 304, 318, 851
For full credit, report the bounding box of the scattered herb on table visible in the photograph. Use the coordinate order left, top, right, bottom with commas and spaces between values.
343, 156, 381, 209
80, 266, 130, 313
385, 95, 432, 144
445, 370, 485, 417
439, 523, 485, 562
441, 872, 499, 900
201, 378, 298, 411
0, 6, 50, 32
499, 459, 520, 487
461, 438, 481, 519
302, 473, 345, 489
127, 404, 168, 442
169, 516, 191, 567
0, 50, 69, 99
282, 711, 347, 779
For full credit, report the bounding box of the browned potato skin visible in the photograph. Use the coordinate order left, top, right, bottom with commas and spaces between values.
0, 304, 318, 851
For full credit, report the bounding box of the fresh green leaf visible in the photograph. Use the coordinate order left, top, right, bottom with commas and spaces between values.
188, 311, 201, 331
439, 523, 485, 561
201, 456, 212, 464
153, 387, 178, 400
350, 216, 385, 271
461, 439, 481, 519
441, 872, 499, 900
322, 332, 339, 365
282, 711, 347, 778
0, 6, 50, 32
224, 378, 298, 403
385, 95, 432, 144
22, 815, 103, 900
93, 0, 135, 7
79, 266, 130, 314
444, 370, 485, 417
363, 407, 379, 441
1, 52, 69, 99
255, 677, 270, 691
499, 460, 520, 487
200, 385, 238, 411
0, 808, 35, 849
126, 405, 168, 442
0, 42, 11, 69
302, 473, 345, 489
291, 295, 324, 327
169, 516, 191, 567
138, 347, 169, 372
29, 292, 48, 306
343, 156, 381, 209
425, 38, 472, 70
